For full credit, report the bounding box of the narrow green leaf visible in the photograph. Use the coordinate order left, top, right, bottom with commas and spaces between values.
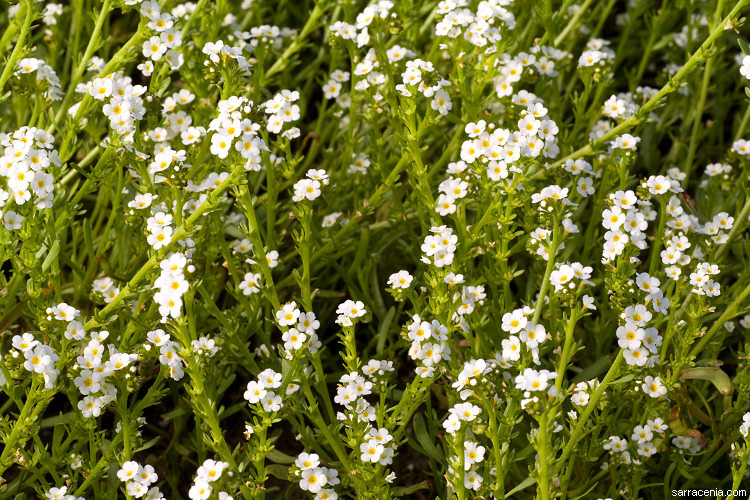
266, 449, 296, 465
266, 464, 289, 480
412, 413, 443, 461
393, 480, 430, 496
679, 367, 732, 395
506, 476, 536, 497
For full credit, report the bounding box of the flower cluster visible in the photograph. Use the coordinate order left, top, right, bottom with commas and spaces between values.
262, 90, 302, 136
335, 299, 367, 327
188, 459, 230, 500
153, 252, 190, 321
602, 418, 668, 466
293, 169, 329, 202
294, 452, 340, 498
421, 226, 457, 267
146, 328, 184, 381
44, 486, 84, 500
83, 74, 147, 142
117, 460, 164, 498
11, 331, 60, 389
442, 401, 482, 436
405, 314, 452, 378
5, 0, 750, 498
140, 2, 184, 70
498, 307, 547, 366
243, 368, 285, 412
73, 330, 136, 418
14, 58, 63, 100
0, 127, 60, 226
601, 189, 656, 262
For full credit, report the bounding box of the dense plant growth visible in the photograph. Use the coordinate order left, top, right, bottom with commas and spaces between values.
2, 0, 750, 499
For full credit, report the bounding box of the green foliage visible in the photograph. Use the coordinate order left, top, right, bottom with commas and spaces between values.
2, 0, 750, 499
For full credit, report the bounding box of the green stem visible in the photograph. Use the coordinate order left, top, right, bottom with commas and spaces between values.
0, 0, 35, 95
689, 279, 750, 356
187, 362, 254, 500
299, 382, 367, 494
632, 3, 669, 88
734, 106, 750, 142
299, 204, 313, 312
236, 190, 282, 311
714, 197, 750, 263
684, 0, 724, 179
729, 447, 749, 499
555, 310, 580, 390
47, 0, 113, 135
0, 379, 42, 476
72, 432, 125, 496
0, 5, 24, 63
648, 196, 668, 276
536, 411, 551, 500
538, 0, 750, 175
120, 389, 132, 460
659, 281, 680, 363
83, 161, 247, 330
683, 56, 713, 178
552, 351, 624, 477
553, 0, 596, 46
532, 219, 562, 325
261, 2, 327, 84
181, 0, 210, 39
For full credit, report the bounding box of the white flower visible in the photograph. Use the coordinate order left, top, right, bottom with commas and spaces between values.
464, 441, 486, 469
293, 178, 322, 202
515, 368, 554, 392
147, 224, 173, 250
300, 468, 328, 493
283, 328, 307, 351
623, 304, 651, 326
143, 36, 168, 60
49, 302, 79, 321
188, 479, 212, 500
261, 392, 282, 412
360, 439, 384, 463
571, 391, 589, 406
239, 272, 261, 295
197, 459, 227, 482
295, 452, 320, 470
276, 302, 300, 327
642, 376, 667, 398
501, 309, 527, 334
12, 333, 39, 352
631, 425, 654, 444
644, 175, 672, 195
463, 470, 483, 491
578, 50, 605, 67
244, 381, 267, 404
617, 322, 644, 350
603, 436, 627, 453
45, 486, 69, 500
732, 138, 750, 156
741, 55, 750, 79
89, 78, 112, 99
117, 461, 141, 482
623, 347, 649, 366
611, 133, 640, 151
336, 299, 366, 318
388, 270, 413, 289
323, 80, 342, 99
258, 369, 282, 389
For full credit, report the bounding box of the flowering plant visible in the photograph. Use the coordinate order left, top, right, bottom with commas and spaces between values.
2, 0, 750, 499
